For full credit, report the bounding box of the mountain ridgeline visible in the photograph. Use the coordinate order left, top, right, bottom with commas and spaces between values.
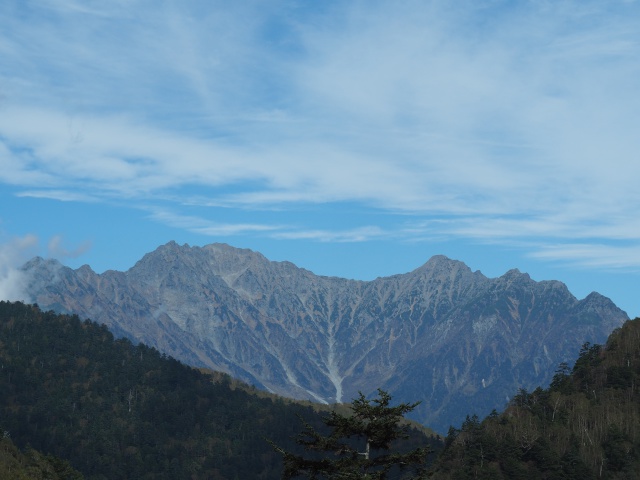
21, 242, 627, 433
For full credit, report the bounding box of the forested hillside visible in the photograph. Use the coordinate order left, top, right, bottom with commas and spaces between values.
0, 434, 83, 480
0, 301, 438, 479
6, 299, 635, 479
430, 317, 640, 479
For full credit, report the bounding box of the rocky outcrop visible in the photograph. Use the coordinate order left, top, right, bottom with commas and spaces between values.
21, 242, 628, 432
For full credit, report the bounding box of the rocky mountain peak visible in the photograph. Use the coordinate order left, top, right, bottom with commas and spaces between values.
20, 257, 65, 289
22, 256, 61, 270
20, 242, 629, 433
578, 291, 628, 318
417, 254, 473, 274
502, 267, 524, 278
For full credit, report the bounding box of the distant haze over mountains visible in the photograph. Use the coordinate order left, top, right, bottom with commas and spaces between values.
21, 242, 628, 433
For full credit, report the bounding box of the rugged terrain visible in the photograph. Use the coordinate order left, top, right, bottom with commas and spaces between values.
21, 242, 628, 432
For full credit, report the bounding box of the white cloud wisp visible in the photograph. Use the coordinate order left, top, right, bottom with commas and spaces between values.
0, 1, 639, 270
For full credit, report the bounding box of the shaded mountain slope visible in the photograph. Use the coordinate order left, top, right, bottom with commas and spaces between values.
21, 242, 628, 432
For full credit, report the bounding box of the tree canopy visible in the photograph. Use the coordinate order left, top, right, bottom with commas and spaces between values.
272, 389, 431, 479
430, 318, 640, 479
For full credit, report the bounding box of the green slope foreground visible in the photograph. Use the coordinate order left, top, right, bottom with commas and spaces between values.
0, 301, 439, 479
430, 317, 640, 479
0, 434, 83, 480
0, 301, 320, 479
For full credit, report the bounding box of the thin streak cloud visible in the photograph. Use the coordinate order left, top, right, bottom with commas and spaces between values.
0, 0, 639, 295
272, 226, 389, 243
147, 209, 282, 237
530, 243, 640, 271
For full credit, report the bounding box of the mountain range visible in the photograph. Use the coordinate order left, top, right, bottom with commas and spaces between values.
20, 241, 628, 433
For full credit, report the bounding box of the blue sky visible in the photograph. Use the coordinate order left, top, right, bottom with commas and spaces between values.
1, 0, 639, 317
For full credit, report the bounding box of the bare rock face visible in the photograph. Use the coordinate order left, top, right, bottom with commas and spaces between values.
21, 242, 628, 433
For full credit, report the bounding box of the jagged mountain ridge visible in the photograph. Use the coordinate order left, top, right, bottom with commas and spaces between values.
21, 242, 628, 433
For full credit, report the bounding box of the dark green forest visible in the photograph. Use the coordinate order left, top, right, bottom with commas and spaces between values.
430, 317, 640, 479
2, 300, 639, 479
0, 434, 82, 480
0, 301, 438, 479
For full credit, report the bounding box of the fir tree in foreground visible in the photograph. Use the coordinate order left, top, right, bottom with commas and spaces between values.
271, 389, 431, 479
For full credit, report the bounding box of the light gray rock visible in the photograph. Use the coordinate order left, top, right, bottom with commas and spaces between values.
21, 242, 628, 433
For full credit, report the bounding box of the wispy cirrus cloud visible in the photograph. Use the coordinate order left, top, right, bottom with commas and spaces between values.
146, 209, 282, 237
1, 0, 639, 271
530, 243, 640, 271
272, 226, 390, 243
17, 190, 99, 203
47, 234, 92, 260
146, 207, 392, 243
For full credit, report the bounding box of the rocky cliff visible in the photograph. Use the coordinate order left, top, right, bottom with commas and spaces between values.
21, 242, 628, 433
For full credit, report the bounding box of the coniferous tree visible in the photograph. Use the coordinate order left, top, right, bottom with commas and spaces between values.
271, 389, 430, 479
